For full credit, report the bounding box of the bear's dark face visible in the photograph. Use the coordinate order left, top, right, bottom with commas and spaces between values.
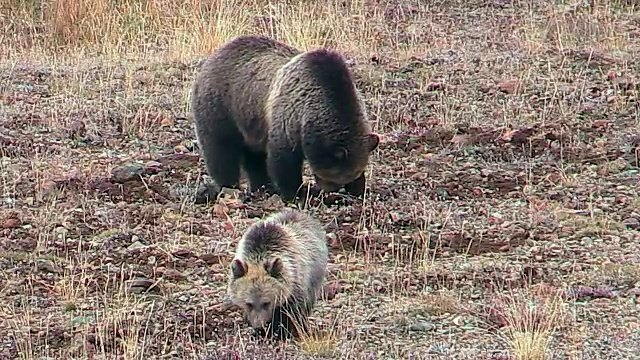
312, 132, 379, 190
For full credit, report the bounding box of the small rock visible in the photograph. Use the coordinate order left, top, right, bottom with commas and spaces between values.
262, 193, 282, 209
200, 253, 227, 265
428, 342, 451, 355
622, 218, 639, 230
68, 120, 86, 139
218, 187, 243, 200
213, 203, 229, 219
628, 288, 640, 297
161, 116, 175, 128
36, 259, 60, 274
321, 281, 343, 301
245, 207, 265, 218
2, 217, 21, 229
155, 153, 199, 170
111, 163, 146, 183
371, 279, 385, 293
126, 277, 160, 294
144, 161, 162, 173
173, 144, 189, 153
478, 84, 492, 93
39, 179, 58, 199
408, 321, 434, 332
127, 241, 146, 251
425, 82, 443, 91
157, 267, 186, 281
497, 79, 521, 94
172, 248, 195, 258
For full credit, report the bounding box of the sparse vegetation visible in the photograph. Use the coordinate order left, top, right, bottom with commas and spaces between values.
1, 0, 639, 359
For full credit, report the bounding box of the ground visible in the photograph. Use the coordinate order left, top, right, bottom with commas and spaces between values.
1, 0, 640, 359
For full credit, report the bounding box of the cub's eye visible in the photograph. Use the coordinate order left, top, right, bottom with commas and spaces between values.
261, 302, 270, 309
245, 302, 254, 309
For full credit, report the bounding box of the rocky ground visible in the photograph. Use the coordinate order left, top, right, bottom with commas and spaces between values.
1, 0, 639, 359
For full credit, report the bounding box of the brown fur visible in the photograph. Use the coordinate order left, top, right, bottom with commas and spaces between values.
190, 35, 379, 202
227, 208, 328, 339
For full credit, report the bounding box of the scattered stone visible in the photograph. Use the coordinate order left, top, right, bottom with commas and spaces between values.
425, 82, 443, 91
427, 342, 452, 355
321, 281, 343, 301
68, 120, 86, 139
1, 217, 21, 229
200, 253, 227, 265
111, 163, 146, 183
218, 187, 244, 202
563, 286, 617, 301
155, 153, 200, 170
35, 259, 60, 274
144, 160, 163, 173
622, 218, 639, 230
497, 78, 521, 94
156, 267, 186, 281
478, 83, 492, 93
126, 277, 160, 294
172, 248, 195, 259
408, 321, 434, 332
127, 241, 147, 251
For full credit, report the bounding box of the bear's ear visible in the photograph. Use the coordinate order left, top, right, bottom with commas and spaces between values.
365, 133, 380, 152
333, 147, 348, 161
264, 257, 284, 279
231, 259, 247, 279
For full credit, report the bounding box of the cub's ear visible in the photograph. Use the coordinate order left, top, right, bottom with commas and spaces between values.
365, 133, 380, 152
231, 259, 248, 279
264, 257, 284, 279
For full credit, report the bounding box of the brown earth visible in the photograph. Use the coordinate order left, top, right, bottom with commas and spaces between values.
1, 0, 640, 359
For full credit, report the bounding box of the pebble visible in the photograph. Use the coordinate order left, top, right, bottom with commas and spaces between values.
409, 321, 434, 332
622, 218, 639, 230
127, 241, 146, 251
111, 163, 146, 183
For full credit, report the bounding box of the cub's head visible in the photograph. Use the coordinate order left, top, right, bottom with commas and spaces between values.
313, 132, 380, 192
227, 257, 290, 331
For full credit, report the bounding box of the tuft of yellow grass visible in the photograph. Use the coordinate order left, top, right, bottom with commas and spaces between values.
297, 316, 340, 358
298, 327, 339, 357
499, 290, 567, 360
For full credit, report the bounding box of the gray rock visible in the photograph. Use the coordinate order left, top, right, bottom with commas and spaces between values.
111, 163, 146, 183
409, 321, 434, 332
622, 218, 639, 230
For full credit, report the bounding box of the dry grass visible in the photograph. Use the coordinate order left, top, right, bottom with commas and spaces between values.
500, 290, 567, 360
1, 0, 640, 359
1, 0, 379, 62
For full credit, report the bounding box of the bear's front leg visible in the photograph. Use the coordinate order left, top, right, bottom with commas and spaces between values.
266, 139, 304, 203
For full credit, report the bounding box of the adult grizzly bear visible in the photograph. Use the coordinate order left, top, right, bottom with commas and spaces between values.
190, 35, 379, 203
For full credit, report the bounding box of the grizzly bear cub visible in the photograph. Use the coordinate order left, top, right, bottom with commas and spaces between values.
226, 208, 328, 339
190, 35, 379, 202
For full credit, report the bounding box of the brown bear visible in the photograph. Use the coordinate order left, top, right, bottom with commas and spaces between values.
190, 35, 379, 203
226, 208, 328, 340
